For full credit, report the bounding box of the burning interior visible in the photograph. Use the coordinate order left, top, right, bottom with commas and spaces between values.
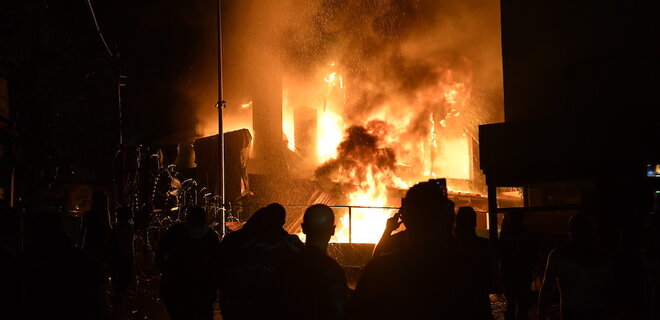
190, 0, 513, 244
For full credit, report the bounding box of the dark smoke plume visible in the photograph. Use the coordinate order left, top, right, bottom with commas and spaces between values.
315, 124, 397, 184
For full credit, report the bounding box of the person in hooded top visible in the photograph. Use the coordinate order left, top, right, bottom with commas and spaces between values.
217, 203, 303, 320
156, 206, 220, 320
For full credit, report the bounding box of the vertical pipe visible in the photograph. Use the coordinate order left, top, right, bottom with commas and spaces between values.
487, 183, 501, 293
523, 185, 530, 207
217, 0, 226, 237
487, 184, 498, 241
348, 206, 352, 244
117, 75, 126, 146
9, 166, 14, 207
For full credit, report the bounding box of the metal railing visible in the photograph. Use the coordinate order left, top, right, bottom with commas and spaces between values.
232, 204, 401, 243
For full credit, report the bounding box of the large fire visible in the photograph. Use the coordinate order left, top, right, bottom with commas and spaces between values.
287, 64, 474, 243
192, 0, 503, 244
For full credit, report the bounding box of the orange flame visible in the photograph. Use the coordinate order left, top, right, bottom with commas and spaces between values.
307, 65, 475, 243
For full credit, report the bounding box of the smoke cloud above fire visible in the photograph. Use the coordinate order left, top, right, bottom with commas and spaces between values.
282, 0, 502, 126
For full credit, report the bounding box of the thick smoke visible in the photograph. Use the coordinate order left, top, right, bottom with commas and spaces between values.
279, 0, 503, 189
315, 123, 397, 185
191, 0, 503, 135
280, 0, 503, 122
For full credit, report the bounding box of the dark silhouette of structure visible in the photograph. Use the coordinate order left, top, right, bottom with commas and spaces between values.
156, 206, 220, 320
284, 204, 348, 320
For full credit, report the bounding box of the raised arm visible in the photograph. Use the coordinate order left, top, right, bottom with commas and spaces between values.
372, 211, 401, 258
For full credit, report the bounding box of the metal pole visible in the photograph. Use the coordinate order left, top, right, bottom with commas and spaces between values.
487, 183, 501, 293
217, 0, 226, 237
9, 166, 14, 207
348, 206, 352, 243
118, 74, 126, 146
487, 184, 498, 241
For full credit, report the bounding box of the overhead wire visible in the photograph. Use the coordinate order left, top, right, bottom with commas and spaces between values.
85, 0, 114, 57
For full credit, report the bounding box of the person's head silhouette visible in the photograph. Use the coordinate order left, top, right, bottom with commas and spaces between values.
264, 203, 286, 230
502, 211, 525, 234
455, 206, 477, 239
115, 206, 132, 223
185, 206, 209, 239
242, 203, 287, 235
302, 204, 335, 251
91, 191, 108, 212
187, 206, 207, 227
401, 181, 453, 245
568, 213, 593, 244
243, 207, 267, 231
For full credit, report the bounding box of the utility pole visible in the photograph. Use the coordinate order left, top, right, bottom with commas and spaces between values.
217, 0, 226, 237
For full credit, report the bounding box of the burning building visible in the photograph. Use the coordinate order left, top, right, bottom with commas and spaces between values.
191, 0, 509, 244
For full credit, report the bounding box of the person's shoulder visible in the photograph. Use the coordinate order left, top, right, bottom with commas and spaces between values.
301, 247, 345, 275
311, 248, 342, 268
547, 247, 563, 262
283, 234, 304, 251
205, 228, 221, 242
391, 230, 408, 241
164, 222, 186, 236
170, 221, 186, 229
366, 251, 406, 271
476, 236, 490, 245
221, 228, 245, 242
326, 255, 345, 276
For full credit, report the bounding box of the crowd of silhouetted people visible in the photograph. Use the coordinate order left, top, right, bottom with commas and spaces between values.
1, 181, 660, 320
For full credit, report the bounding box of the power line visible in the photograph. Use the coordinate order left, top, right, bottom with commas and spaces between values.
85, 0, 114, 57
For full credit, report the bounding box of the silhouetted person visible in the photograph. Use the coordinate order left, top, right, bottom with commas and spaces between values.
500, 212, 537, 320
156, 206, 220, 320
373, 200, 456, 258
284, 204, 349, 320
82, 191, 112, 266
454, 206, 495, 319
108, 206, 134, 316
218, 203, 303, 320
538, 213, 611, 320
0, 206, 21, 319
20, 210, 108, 320
348, 181, 486, 320
643, 213, 660, 318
